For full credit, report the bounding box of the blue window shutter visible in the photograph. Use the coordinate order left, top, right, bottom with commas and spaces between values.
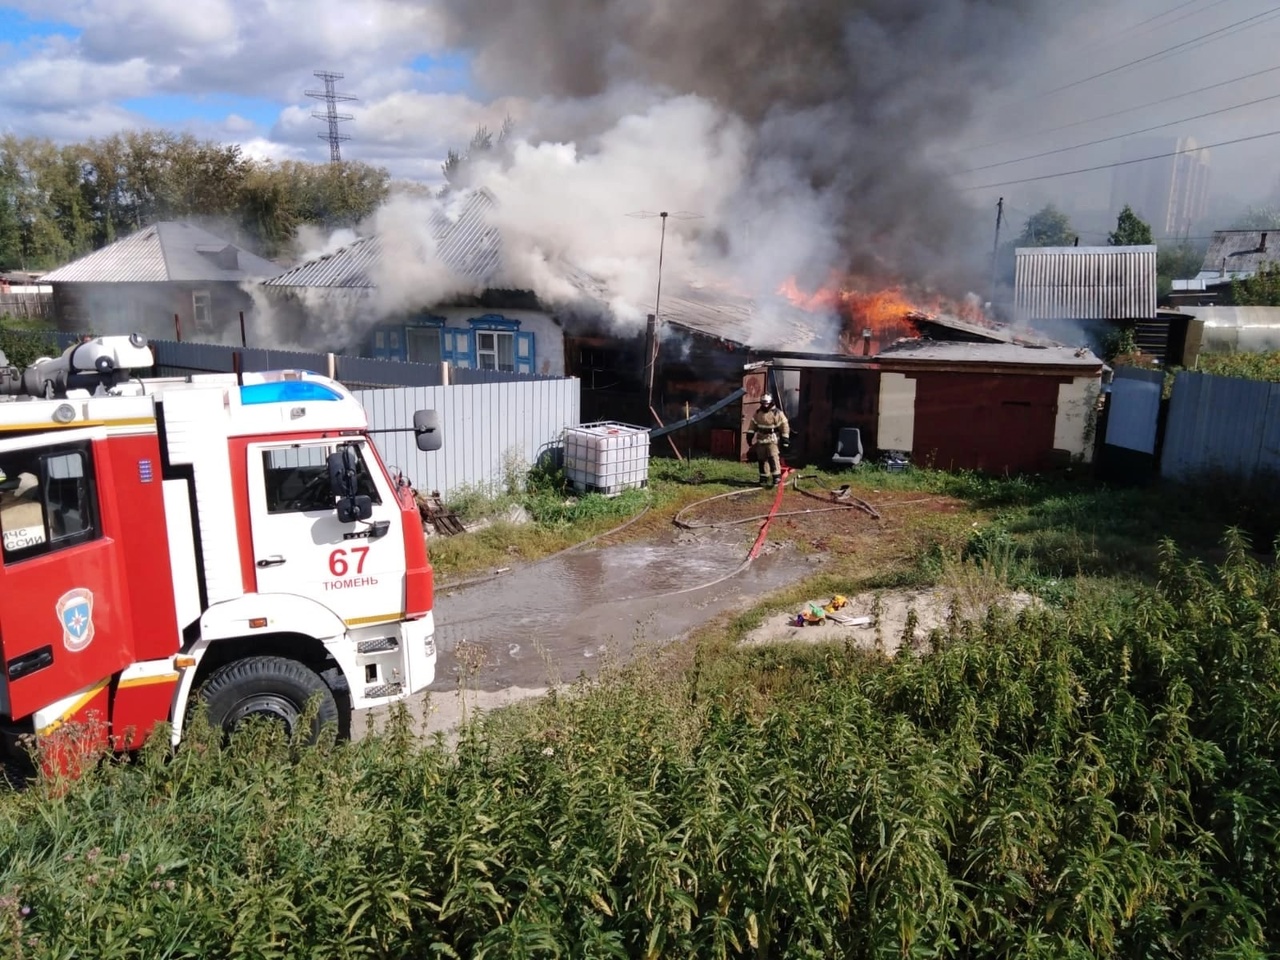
465, 330, 477, 369
372, 330, 387, 359
442, 329, 475, 368
515, 331, 535, 374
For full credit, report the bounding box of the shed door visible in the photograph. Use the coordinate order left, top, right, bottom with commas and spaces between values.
912, 374, 1060, 474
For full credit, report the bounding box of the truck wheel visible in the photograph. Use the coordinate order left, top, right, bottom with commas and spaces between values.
194, 656, 342, 744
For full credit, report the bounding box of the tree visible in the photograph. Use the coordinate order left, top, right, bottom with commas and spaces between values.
1108, 204, 1153, 246
441, 117, 514, 188
1230, 263, 1280, 306
1232, 206, 1280, 230
0, 131, 395, 268
1157, 240, 1207, 300
1015, 204, 1076, 247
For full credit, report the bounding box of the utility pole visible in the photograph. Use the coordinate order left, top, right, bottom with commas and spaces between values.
989, 196, 1004, 304
306, 71, 357, 164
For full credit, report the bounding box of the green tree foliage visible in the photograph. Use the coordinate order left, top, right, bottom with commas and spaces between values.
1230, 262, 1280, 306
1016, 204, 1077, 247
1232, 205, 1280, 230
1156, 241, 1206, 300
0, 133, 393, 269
442, 117, 514, 189
1107, 204, 1153, 246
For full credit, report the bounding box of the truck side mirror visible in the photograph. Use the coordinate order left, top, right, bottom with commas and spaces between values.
337, 495, 373, 524
413, 410, 442, 452
327, 446, 359, 498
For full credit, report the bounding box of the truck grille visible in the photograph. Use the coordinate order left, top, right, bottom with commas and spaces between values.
364, 682, 403, 699
357, 637, 399, 654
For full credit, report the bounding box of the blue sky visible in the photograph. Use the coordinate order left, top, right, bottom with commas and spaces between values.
0, 0, 495, 180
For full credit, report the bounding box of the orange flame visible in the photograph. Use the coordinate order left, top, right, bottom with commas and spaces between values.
778, 274, 989, 356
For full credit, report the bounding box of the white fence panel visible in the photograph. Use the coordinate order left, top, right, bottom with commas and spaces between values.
355, 378, 581, 498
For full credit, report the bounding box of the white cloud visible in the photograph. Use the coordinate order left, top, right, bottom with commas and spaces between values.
0, 0, 477, 176
0, 48, 164, 110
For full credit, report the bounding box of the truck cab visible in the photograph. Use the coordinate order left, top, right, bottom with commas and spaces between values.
0, 336, 443, 760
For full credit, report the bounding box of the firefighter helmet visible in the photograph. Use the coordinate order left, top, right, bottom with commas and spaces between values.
760, 393, 774, 407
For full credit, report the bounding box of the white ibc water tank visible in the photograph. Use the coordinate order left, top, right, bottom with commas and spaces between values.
563, 421, 650, 495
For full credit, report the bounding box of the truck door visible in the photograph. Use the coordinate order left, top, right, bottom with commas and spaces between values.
244, 439, 409, 627
0, 434, 134, 721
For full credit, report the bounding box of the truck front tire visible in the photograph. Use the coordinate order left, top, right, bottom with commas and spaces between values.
193, 655, 342, 744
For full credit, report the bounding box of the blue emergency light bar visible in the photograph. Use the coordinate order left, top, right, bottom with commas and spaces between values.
239, 381, 342, 405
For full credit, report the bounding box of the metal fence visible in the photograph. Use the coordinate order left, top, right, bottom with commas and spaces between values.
355, 378, 581, 499
1160, 371, 1280, 481
140, 338, 559, 389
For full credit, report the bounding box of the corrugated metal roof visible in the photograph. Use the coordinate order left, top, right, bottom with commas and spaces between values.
265, 188, 501, 290
265, 235, 384, 288
1013, 245, 1156, 321
40, 222, 283, 283
878, 340, 1103, 368
660, 287, 832, 352
1198, 229, 1280, 280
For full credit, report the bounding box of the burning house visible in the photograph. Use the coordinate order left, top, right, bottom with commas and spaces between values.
259, 191, 564, 376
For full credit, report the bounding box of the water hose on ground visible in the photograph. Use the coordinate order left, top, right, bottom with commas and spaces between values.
438, 464, 882, 603
436, 504, 653, 593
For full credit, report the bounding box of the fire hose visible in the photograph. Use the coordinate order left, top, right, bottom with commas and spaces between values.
437, 463, 880, 604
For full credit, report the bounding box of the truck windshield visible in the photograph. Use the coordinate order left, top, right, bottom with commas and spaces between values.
262, 443, 383, 515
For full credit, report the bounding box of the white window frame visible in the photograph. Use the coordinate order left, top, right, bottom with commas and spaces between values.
192, 290, 212, 330
476, 330, 515, 372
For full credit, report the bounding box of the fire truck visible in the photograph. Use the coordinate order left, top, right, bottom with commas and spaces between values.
0, 334, 442, 758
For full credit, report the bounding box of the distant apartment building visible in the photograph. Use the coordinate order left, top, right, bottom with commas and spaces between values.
1109, 136, 1211, 237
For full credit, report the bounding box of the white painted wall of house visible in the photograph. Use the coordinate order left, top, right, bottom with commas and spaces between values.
429, 308, 565, 377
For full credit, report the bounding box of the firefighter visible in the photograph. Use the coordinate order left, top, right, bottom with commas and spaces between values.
746, 393, 790, 487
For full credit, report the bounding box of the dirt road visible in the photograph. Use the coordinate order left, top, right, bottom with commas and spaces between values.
356, 527, 818, 737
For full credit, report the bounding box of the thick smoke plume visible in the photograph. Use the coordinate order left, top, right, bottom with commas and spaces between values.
428, 0, 1047, 302
258, 0, 1057, 350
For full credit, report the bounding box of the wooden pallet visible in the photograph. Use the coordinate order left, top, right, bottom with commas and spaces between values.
415, 490, 467, 536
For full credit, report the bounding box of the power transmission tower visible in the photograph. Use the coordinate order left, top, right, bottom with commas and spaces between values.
305, 71, 357, 164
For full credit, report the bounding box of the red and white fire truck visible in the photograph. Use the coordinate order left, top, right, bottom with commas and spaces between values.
0, 334, 442, 759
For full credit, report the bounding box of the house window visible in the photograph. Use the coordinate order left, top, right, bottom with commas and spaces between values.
406, 327, 442, 365
468, 315, 535, 374
476, 330, 516, 372
192, 290, 212, 330
0, 444, 100, 563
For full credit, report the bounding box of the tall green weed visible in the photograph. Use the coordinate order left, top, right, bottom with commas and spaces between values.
4, 531, 1280, 956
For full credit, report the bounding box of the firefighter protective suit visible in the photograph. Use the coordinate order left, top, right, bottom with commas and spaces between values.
747, 398, 790, 486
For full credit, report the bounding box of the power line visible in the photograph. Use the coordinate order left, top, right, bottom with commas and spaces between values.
960, 87, 1280, 174
1123, 0, 1240, 39
950, 61, 1280, 157
983, 3, 1280, 119
1027, 0, 1226, 85
960, 127, 1280, 191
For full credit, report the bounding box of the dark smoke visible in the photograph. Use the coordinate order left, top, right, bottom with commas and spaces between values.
433, 0, 1049, 294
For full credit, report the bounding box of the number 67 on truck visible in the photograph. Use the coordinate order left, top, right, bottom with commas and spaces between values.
0, 334, 443, 764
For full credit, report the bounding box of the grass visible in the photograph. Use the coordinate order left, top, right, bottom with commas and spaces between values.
10, 457, 1280, 955
5, 534, 1280, 956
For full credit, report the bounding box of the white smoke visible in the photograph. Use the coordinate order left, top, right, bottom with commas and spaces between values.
476, 95, 752, 324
